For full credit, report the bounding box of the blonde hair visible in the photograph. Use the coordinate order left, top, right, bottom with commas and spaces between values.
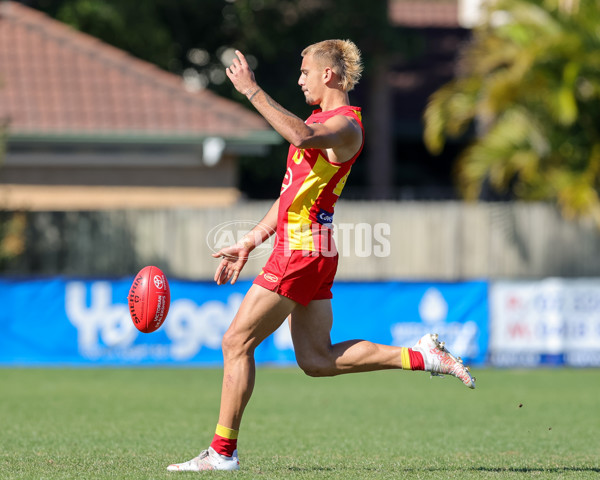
301, 39, 363, 92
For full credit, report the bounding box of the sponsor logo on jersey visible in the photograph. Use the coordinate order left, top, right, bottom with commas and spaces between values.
316, 209, 334, 225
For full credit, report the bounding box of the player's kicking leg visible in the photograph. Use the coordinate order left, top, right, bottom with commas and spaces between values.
412, 333, 475, 388
289, 300, 475, 388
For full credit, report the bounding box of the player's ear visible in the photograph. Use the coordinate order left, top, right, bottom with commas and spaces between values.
322, 67, 333, 83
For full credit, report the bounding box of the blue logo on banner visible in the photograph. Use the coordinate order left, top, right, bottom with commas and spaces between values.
330, 282, 488, 365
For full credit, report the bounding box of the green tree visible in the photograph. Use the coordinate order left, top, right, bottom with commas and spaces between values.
424, 0, 600, 219
31, 0, 229, 73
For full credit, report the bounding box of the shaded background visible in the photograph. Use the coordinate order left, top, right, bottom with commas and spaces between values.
11, 0, 468, 200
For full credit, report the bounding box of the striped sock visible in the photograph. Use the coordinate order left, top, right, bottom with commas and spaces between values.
210, 424, 239, 457
401, 347, 425, 371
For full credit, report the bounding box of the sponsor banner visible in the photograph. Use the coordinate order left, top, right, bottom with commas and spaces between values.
489, 279, 600, 367
332, 281, 488, 365
0, 278, 488, 366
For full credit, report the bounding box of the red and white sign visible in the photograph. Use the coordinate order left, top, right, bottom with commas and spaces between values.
490, 279, 600, 366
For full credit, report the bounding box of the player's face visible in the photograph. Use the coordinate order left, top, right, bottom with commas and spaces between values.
298, 54, 324, 106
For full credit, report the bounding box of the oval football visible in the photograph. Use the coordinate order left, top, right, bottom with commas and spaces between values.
128, 265, 170, 333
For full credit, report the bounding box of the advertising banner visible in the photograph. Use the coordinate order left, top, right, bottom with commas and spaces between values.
489, 279, 600, 367
0, 277, 489, 366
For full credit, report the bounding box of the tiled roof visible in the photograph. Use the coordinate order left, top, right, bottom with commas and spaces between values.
389, 0, 460, 28
0, 1, 276, 142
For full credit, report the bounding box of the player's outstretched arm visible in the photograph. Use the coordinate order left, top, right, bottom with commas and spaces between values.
212, 199, 279, 285
226, 50, 359, 155
226, 50, 307, 145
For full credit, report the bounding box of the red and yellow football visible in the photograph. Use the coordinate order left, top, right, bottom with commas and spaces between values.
128, 266, 170, 333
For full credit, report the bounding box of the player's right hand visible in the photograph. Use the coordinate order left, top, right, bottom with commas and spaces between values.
212, 244, 251, 285
225, 50, 258, 96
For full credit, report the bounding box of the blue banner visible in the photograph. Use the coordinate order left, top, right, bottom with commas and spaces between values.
331, 281, 489, 365
0, 278, 489, 366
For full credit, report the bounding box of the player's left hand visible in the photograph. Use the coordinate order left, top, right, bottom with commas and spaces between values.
226, 50, 258, 96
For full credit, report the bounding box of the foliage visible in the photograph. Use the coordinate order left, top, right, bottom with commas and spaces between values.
0, 212, 26, 270
424, 0, 600, 219
0, 120, 6, 173
224, 0, 405, 110
31, 0, 227, 73
0, 114, 21, 271
0, 76, 6, 183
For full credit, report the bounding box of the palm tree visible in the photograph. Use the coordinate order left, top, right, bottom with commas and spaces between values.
424, 0, 600, 219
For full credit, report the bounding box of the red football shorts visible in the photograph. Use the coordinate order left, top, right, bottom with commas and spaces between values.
253, 249, 339, 306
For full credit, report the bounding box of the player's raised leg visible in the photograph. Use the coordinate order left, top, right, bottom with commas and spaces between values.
289, 299, 475, 388
290, 299, 404, 375
412, 333, 475, 388
167, 285, 297, 472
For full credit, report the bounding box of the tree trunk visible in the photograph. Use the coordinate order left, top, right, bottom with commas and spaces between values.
366, 56, 394, 199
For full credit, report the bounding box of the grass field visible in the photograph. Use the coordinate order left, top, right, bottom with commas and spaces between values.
0, 367, 599, 479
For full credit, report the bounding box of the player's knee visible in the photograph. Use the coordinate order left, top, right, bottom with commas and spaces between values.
221, 328, 251, 360
297, 354, 335, 377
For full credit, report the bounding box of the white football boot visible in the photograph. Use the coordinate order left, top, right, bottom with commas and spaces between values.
413, 333, 476, 389
167, 447, 240, 472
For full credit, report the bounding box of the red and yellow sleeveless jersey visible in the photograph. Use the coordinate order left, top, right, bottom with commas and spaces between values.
276, 105, 364, 252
